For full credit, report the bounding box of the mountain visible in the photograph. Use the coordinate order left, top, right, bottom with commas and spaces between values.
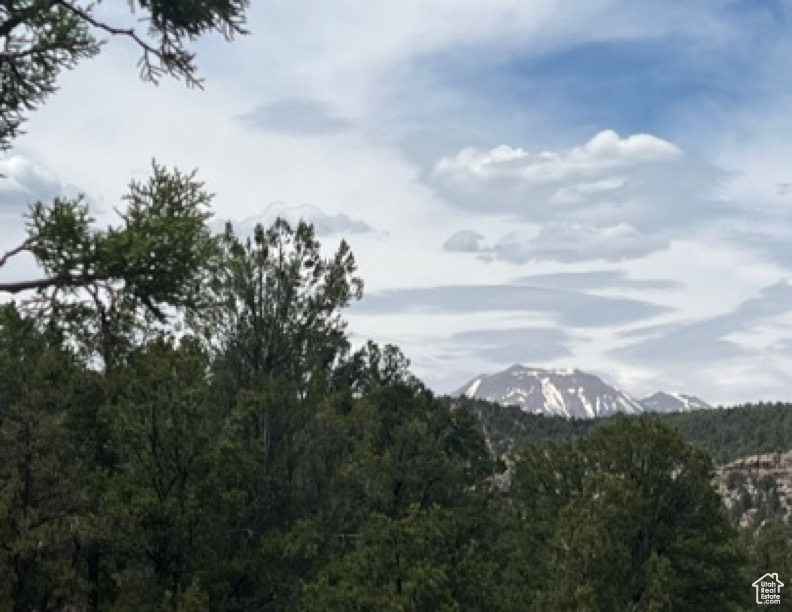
454, 365, 643, 419
639, 391, 712, 413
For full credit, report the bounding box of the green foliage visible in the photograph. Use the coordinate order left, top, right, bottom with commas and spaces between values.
514, 419, 749, 610
2, 162, 219, 369
0, 0, 249, 149
461, 395, 792, 465
0, 304, 94, 609
302, 506, 460, 612
302, 360, 498, 611
747, 521, 792, 611
103, 163, 219, 316
20, 162, 217, 305
663, 402, 792, 464
0, 218, 770, 609
209, 218, 363, 387
456, 396, 595, 459
0, 1, 99, 149
99, 335, 215, 606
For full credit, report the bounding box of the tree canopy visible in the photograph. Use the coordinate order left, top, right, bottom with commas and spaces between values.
1, 0, 251, 327
1, 0, 249, 150
0, 239, 759, 607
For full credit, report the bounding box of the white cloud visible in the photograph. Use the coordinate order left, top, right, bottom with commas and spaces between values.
217, 202, 374, 237
0, 154, 75, 212
491, 222, 667, 264
613, 280, 792, 404
236, 1, 618, 111
442, 229, 485, 252
549, 176, 627, 206
434, 130, 682, 183
239, 99, 354, 135
429, 130, 725, 256
570, 130, 682, 165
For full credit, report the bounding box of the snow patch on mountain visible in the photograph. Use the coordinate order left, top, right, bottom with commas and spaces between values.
638, 391, 712, 413
454, 365, 644, 419
454, 366, 713, 419
465, 377, 483, 398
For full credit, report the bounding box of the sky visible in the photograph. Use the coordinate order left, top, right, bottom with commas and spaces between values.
2, 0, 792, 405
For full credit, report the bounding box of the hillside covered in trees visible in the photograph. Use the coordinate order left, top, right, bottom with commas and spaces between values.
459, 396, 792, 465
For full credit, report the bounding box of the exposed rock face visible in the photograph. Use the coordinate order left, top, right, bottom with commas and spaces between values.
714, 452, 792, 529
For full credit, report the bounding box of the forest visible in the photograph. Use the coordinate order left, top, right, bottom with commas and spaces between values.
463, 397, 792, 465
1, 189, 790, 609
2, 2, 791, 609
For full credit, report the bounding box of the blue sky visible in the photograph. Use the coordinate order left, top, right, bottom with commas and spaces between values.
434, 37, 744, 138
2, 0, 792, 404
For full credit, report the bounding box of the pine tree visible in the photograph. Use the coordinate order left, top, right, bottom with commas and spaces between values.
515, 419, 750, 610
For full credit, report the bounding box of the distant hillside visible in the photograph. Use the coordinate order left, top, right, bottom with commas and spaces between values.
452, 397, 792, 466
663, 402, 792, 464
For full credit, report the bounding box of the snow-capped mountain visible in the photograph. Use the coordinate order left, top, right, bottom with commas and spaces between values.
454, 365, 644, 419
638, 391, 712, 413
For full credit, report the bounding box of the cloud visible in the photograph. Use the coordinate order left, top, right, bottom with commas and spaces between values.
7, 0, 792, 404
355, 284, 671, 327
442, 229, 485, 252
239, 99, 353, 135
217, 202, 374, 237
443, 222, 669, 264
447, 326, 572, 363
434, 130, 682, 182
513, 270, 681, 292
429, 131, 727, 241
232, 0, 721, 117
615, 280, 792, 364
609, 281, 792, 402
739, 229, 792, 268
0, 155, 74, 213
491, 222, 668, 264
548, 176, 628, 206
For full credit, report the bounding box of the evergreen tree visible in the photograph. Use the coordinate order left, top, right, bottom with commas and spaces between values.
515, 419, 749, 610
97, 334, 215, 609
1, 164, 219, 358
303, 345, 498, 610
0, 304, 94, 609
1, 0, 249, 150
748, 521, 792, 611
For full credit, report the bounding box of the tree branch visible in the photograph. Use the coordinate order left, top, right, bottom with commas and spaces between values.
0, 271, 101, 294
0, 3, 39, 39
52, 1, 156, 52
51, 0, 202, 87
0, 241, 29, 269
0, 276, 63, 294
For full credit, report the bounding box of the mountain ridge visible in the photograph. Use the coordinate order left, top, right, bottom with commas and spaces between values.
454, 364, 710, 418
639, 390, 712, 413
